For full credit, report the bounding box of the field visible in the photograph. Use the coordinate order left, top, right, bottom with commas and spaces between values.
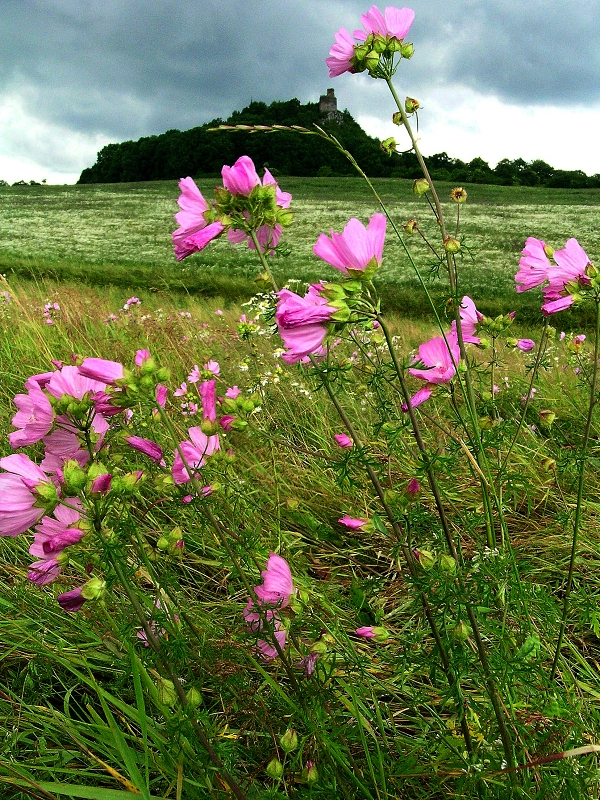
2, 176, 600, 799
2, 177, 600, 321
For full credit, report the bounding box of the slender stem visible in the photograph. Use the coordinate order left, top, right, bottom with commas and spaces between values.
550, 300, 600, 680
249, 229, 279, 292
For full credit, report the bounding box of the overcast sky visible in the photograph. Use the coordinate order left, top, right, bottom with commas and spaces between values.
1, 0, 600, 184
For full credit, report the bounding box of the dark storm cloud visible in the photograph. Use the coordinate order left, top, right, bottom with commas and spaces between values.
1, 0, 599, 147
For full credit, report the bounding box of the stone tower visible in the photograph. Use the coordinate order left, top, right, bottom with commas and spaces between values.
319, 88, 343, 123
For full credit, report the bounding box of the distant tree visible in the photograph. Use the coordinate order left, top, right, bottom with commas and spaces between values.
0, 179, 8, 187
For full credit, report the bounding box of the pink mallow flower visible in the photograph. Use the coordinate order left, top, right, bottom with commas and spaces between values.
9, 381, 55, 448
516, 339, 535, 352
334, 433, 353, 448
276, 285, 337, 364
0, 454, 57, 537
339, 515, 368, 530
515, 237, 551, 293
450, 296, 482, 345
57, 587, 86, 612
125, 436, 165, 465
253, 553, 295, 609
354, 5, 415, 42
326, 27, 358, 77
313, 213, 386, 276
172, 177, 225, 261
403, 336, 460, 411
542, 238, 592, 315
78, 358, 124, 384
172, 427, 220, 484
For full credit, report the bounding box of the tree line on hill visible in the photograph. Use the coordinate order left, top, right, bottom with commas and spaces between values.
77, 98, 600, 189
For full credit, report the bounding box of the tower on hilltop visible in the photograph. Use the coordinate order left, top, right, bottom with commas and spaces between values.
319, 88, 343, 122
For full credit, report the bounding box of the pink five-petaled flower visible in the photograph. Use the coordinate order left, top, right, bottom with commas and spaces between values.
450, 296, 483, 345
276, 285, 337, 364
254, 553, 295, 608
9, 381, 54, 448
334, 433, 353, 448
78, 358, 125, 384
0, 454, 57, 537
515, 237, 551, 293
313, 213, 386, 277
517, 339, 536, 352
172, 427, 220, 484
326, 27, 358, 77
542, 238, 592, 315
402, 335, 460, 411
172, 177, 225, 261
339, 515, 368, 530
355, 5, 415, 41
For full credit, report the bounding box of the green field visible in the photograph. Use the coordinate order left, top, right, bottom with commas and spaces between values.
3, 176, 600, 798
2, 178, 599, 322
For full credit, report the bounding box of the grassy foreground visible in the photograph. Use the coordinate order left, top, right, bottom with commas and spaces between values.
2, 276, 600, 798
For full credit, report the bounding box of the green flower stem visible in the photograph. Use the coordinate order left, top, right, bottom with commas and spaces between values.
312, 354, 474, 755
156, 403, 301, 691
91, 518, 249, 800
375, 314, 515, 769
249, 229, 279, 293
550, 300, 600, 680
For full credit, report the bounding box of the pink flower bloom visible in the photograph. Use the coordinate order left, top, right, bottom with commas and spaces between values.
326, 27, 357, 77
41, 428, 89, 474
338, 515, 368, 530
225, 386, 242, 399
155, 384, 168, 408
276, 285, 336, 364
205, 360, 220, 376
135, 349, 151, 367
256, 625, 287, 662
46, 366, 106, 402
28, 558, 63, 586
91, 473, 112, 495
406, 478, 420, 497
409, 336, 460, 384
0, 454, 56, 537
219, 414, 236, 432
57, 587, 86, 612
355, 5, 415, 40
401, 386, 433, 412
314, 213, 386, 276
172, 177, 225, 261
172, 427, 220, 484
222, 155, 261, 196
9, 382, 54, 448
450, 296, 482, 345
515, 238, 551, 293
228, 222, 282, 253
355, 626, 377, 639
542, 238, 592, 313
78, 358, 124, 384
516, 339, 535, 352
201, 380, 217, 422
334, 433, 353, 448
253, 553, 294, 609
125, 436, 165, 465
299, 651, 320, 678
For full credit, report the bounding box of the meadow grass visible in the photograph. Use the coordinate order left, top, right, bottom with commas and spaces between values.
3, 277, 600, 798
2, 178, 600, 325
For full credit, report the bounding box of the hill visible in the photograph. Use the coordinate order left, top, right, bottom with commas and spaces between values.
78, 96, 600, 189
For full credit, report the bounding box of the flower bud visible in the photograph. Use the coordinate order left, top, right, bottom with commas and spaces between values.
538, 409, 556, 426
364, 51, 380, 73
266, 758, 284, 780
304, 762, 319, 785
392, 111, 404, 126
453, 621, 472, 642
439, 553, 457, 574
62, 460, 88, 493
280, 729, 299, 753
414, 548, 436, 570
200, 418, 220, 436
156, 677, 177, 707
186, 687, 203, 709
541, 457, 557, 471
403, 218, 419, 235
412, 178, 429, 196
80, 577, 106, 601
405, 96, 420, 114
443, 237, 461, 254
400, 42, 414, 58
478, 416, 494, 430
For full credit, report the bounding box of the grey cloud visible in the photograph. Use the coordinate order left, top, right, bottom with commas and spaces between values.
1, 0, 599, 151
